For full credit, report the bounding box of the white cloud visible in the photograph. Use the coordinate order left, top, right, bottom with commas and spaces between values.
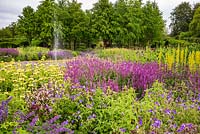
0, 0, 40, 28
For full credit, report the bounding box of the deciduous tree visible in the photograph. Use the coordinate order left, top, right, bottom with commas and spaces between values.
18, 6, 35, 45
189, 7, 200, 37
170, 2, 193, 36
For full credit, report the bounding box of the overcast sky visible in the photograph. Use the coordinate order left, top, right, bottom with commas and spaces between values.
0, 0, 199, 29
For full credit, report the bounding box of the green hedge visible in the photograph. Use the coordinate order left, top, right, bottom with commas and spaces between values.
168, 38, 200, 51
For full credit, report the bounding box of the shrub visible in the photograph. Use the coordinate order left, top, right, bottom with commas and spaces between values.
0, 48, 19, 62
96, 48, 158, 63
0, 48, 19, 57
0, 42, 19, 48
17, 46, 49, 61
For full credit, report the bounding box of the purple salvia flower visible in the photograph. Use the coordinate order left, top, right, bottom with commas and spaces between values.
172, 110, 177, 114
79, 99, 83, 103
164, 109, 171, 115
198, 106, 200, 111
149, 109, 153, 113
25, 111, 35, 119
29, 116, 38, 127
119, 128, 126, 133
55, 127, 68, 133
139, 117, 143, 126
0, 96, 12, 123
177, 124, 186, 132
48, 115, 61, 124
88, 113, 96, 119
155, 102, 160, 106
177, 123, 196, 132
152, 118, 161, 128
61, 120, 69, 126
0, 48, 19, 57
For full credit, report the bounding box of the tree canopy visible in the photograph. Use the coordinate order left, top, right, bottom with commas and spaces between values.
0, 0, 166, 49
189, 7, 200, 37
170, 2, 193, 36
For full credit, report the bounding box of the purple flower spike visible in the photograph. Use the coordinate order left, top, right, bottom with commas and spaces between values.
177, 124, 186, 132
0, 96, 13, 123
29, 116, 38, 127
139, 117, 143, 126
61, 120, 69, 126
152, 118, 161, 128
164, 109, 171, 115
119, 128, 126, 133
48, 115, 61, 124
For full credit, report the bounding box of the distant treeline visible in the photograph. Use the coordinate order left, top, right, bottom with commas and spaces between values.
0, 0, 165, 50
0, 0, 199, 50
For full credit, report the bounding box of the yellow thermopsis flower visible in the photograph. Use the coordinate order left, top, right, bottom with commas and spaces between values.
180, 49, 184, 65
188, 51, 196, 72
176, 46, 180, 64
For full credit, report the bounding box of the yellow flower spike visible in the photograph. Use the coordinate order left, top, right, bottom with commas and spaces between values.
176, 46, 180, 64
195, 51, 200, 65
188, 51, 195, 72
184, 47, 188, 64
158, 50, 162, 65
165, 49, 173, 70
180, 49, 184, 65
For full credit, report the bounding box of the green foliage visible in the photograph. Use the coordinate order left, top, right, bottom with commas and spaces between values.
53, 81, 200, 133
18, 6, 36, 45
170, 2, 193, 36
91, 0, 115, 43
189, 7, 200, 37
168, 38, 200, 50
96, 48, 158, 63
31, 39, 43, 46
63, 0, 89, 50
17, 46, 49, 61
179, 32, 192, 39
53, 87, 138, 133
142, 1, 165, 43
34, 0, 56, 46
0, 27, 12, 38
113, 0, 144, 47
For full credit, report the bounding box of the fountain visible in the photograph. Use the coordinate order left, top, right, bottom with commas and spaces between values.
53, 15, 63, 60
